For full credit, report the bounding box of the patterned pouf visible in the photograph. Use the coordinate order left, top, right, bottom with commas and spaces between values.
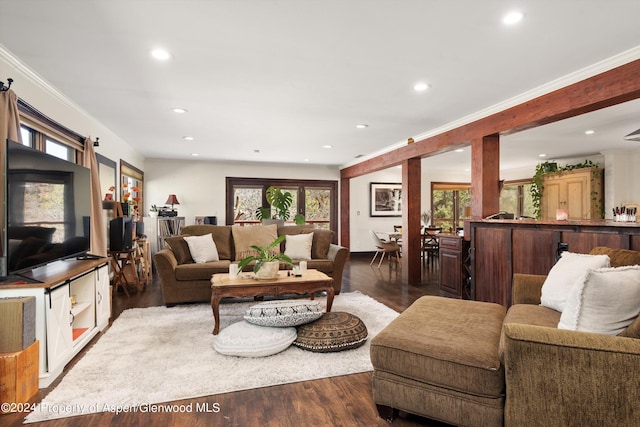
214, 321, 297, 357
244, 300, 324, 327
293, 312, 368, 353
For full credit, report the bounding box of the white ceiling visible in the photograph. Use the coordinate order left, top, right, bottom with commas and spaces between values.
1, 1, 640, 171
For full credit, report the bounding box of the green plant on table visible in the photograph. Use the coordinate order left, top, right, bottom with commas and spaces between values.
237, 235, 293, 274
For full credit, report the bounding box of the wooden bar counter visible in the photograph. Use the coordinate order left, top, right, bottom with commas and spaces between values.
469, 219, 640, 307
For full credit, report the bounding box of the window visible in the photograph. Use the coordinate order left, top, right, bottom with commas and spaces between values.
20, 126, 34, 147
45, 137, 74, 161
226, 177, 338, 237
18, 98, 85, 165
431, 182, 471, 232
499, 180, 535, 218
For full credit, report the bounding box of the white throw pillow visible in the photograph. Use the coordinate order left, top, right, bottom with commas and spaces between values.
183, 234, 219, 263
213, 321, 297, 357
244, 300, 324, 327
540, 252, 610, 312
284, 233, 313, 260
558, 266, 640, 335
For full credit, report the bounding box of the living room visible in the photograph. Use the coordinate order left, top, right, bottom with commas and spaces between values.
1, 2, 640, 426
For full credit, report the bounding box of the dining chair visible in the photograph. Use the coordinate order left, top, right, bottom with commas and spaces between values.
370, 231, 401, 268
422, 227, 442, 267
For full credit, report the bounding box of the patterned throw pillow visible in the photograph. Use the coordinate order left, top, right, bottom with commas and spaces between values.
244, 300, 324, 327
294, 312, 368, 353
213, 321, 296, 357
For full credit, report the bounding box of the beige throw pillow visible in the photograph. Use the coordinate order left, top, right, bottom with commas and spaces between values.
540, 252, 610, 312
184, 233, 219, 263
231, 224, 279, 260
284, 233, 313, 260
558, 266, 640, 335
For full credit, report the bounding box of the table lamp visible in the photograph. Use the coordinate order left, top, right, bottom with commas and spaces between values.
166, 194, 180, 211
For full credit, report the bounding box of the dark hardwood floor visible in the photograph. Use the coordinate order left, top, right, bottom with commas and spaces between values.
5, 254, 452, 427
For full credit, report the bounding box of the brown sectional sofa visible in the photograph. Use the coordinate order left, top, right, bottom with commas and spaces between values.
154, 224, 349, 306
371, 246, 640, 427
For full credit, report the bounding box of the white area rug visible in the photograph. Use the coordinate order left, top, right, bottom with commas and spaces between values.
25, 291, 398, 423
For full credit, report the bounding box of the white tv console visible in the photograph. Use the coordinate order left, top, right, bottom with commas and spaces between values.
0, 258, 110, 388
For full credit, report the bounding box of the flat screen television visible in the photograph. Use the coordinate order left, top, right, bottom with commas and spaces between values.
2, 139, 91, 277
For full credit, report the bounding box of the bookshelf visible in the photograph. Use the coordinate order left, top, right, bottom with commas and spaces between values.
143, 216, 185, 256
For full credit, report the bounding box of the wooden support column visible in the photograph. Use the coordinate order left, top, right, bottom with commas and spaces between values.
471, 135, 500, 218
340, 177, 350, 248
402, 157, 421, 283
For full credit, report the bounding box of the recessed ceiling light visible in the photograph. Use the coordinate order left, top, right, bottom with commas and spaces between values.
414, 82, 430, 92
183, 136, 195, 141
151, 48, 172, 60
539, 153, 547, 157
322, 145, 333, 149
191, 153, 199, 157
503, 11, 524, 25
455, 149, 464, 153
585, 130, 595, 135
172, 108, 187, 114
304, 158, 310, 162
356, 124, 368, 129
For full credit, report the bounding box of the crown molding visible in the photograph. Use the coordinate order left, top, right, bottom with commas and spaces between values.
0, 43, 92, 117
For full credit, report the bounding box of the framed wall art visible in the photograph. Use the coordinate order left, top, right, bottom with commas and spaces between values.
370, 182, 402, 217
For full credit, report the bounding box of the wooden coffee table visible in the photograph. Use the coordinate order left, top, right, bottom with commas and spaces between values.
210, 269, 334, 335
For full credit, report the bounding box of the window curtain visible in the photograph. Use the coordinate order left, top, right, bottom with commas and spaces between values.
83, 137, 107, 257
0, 89, 22, 264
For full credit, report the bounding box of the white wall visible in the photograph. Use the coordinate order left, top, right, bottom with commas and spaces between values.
143, 158, 339, 226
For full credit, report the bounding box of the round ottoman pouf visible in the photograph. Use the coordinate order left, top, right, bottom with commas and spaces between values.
244, 300, 324, 327
293, 312, 368, 353
214, 321, 297, 357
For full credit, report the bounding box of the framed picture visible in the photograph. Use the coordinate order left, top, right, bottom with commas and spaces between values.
370, 182, 402, 217
195, 216, 205, 225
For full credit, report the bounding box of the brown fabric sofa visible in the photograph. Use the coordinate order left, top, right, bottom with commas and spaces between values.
371, 246, 640, 427
502, 246, 640, 427
154, 224, 349, 306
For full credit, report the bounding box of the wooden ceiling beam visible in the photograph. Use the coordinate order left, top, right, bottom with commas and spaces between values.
340, 58, 640, 179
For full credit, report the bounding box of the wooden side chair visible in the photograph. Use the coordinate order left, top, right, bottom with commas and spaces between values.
422, 227, 442, 267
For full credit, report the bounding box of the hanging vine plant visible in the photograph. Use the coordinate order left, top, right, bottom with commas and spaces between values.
530, 159, 600, 219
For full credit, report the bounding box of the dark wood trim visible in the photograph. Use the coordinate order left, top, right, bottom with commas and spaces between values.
471, 135, 500, 219
340, 177, 350, 248
402, 158, 422, 283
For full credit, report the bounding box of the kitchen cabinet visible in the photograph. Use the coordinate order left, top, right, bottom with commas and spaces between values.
0, 259, 109, 388
439, 234, 471, 299
540, 167, 603, 220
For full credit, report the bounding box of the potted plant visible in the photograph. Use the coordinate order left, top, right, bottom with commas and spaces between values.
255, 186, 293, 225
237, 235, 293, 279
149, 204, 159, 218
